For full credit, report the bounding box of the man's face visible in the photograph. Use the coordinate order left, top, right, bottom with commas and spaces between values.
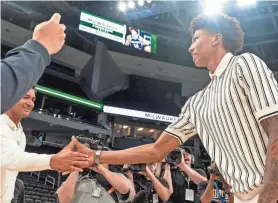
9, 88, 36, 118
188, 29, 216, 68
183, 152, 192, 167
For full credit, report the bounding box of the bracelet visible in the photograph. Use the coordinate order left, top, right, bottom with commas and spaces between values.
95, 150, 102, 165
226, 191, 234, 196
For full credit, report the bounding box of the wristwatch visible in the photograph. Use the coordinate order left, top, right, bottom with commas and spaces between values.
95, 150, 102, 165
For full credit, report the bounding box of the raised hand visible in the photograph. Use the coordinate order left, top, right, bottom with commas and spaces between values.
50, 140, 89, 173
91, 164, 108, 174
32, 13, 66, 55
138, 166, 150, 178
176, 152, 185, 168
71, 136, 95, 168
145, 166, 153, 177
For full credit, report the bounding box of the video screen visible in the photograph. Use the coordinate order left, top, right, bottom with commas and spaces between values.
79, 11, 126, 44
124, 27, 157, 53
79, 11, 157, 54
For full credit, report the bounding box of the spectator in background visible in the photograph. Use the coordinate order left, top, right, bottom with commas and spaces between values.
123, 164, 137, 198
170, 147, 207, 203
199, 162, 234, 203
1, 13, 65, 113
1, 87, 89, 203
57, 164, 133, 203
130, 162, 172, 203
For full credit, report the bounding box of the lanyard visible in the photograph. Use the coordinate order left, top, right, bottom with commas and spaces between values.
214, 181, 225, 203
180, 169, 191, 188
186, 177, 191, 189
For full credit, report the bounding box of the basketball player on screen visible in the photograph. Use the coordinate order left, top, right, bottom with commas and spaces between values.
125, 27, 151, 52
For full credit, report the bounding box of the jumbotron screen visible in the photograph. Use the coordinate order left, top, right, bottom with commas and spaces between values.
79, 11, 157, 54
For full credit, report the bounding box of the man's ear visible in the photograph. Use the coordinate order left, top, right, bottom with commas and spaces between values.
212, 33, 222, 46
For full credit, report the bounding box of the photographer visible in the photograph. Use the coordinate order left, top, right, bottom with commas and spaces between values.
199, 163, 234, 203
169, 147, 207, 203
123, 165, 137, 198
57, 164, 133, 203
130, 162, 172, 203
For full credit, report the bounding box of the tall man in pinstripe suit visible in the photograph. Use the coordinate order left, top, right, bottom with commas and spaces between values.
72, 13, 278, 203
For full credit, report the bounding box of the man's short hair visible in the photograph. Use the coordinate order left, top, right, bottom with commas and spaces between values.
31, 85, 37, 93
189, 13, 245, 54
180, 146, 192, 155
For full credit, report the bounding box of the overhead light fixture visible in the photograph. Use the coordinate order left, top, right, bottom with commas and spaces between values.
149, 129, 155, 133
146, 0, 152, 3
203, 0, 227, 15
237, 0, 256, 7
35, 85, 103, 110
118, 2, 127, 12
138, 0, 144, 6
138, 127, 144, 131
128, 1, 135, 9
123, 125, 128, 129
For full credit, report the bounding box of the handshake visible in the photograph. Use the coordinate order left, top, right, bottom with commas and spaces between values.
50, 136, 97, 174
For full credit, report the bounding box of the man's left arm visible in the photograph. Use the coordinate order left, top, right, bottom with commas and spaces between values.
258, 115, 278, 203
147, 171, 171, 201
237, 53, 278, 203
163, 163, 173, 195
179, 164, 208, 184
177, 154, 207, 184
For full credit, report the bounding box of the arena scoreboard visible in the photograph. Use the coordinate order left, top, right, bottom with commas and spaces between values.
79, 11, 157, 54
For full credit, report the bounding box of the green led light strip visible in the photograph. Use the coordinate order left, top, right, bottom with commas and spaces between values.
35, 85, 103, 110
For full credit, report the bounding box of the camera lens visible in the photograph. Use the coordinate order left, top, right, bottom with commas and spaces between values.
166, 149, 182, 164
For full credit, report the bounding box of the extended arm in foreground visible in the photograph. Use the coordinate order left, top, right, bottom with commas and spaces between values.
72, 98, 197, 167
1, 13, 65, 113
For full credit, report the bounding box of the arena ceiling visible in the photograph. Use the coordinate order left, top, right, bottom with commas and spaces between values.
2, 1, 278, 68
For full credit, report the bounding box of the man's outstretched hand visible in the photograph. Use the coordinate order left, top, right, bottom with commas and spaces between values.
61, 136, 95, 175
71, 136, 95, 168
50, 140, 90, 173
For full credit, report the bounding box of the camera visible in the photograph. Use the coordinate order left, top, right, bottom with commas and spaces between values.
207, 166, 221, 176
76, 134, 111, 177
122, 164, 146, 173
165, 148, 183, 164
75, 134, 110, 151
129, 164, 146, 172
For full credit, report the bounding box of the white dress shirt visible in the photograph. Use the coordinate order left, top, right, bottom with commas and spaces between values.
1, 114, 52, 203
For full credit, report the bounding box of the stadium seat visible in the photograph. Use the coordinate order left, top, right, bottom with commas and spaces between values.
18, 172, 58, 203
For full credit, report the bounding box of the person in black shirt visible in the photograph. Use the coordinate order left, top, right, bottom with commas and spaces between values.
170, 147, 207, 203
57, 164, 133, 203
131, 162, 172, 203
